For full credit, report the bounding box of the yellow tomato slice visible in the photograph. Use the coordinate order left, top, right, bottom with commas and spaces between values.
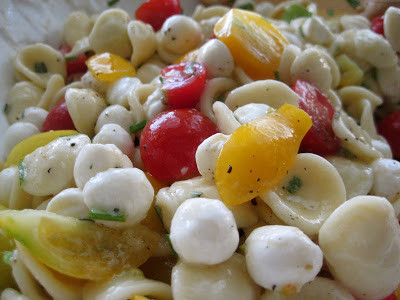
215, 104, 312, 206
86, 52, 136, 83
214, 9, 289, 80
5, 130, 78, 168
174, 49, 199, 64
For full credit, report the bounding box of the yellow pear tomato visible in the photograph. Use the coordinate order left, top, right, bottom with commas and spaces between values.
174, 49, 199, 64
215, 104, 312, 206
5, 130, 78, 168
86, 52, 136, 82
214, 9, 289, 80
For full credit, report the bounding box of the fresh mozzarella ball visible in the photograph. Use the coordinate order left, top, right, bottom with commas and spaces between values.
160, 15, 202, 55
95, 104, 134, 134
234, 103, 274, 125
319, 196, 400, 300
195, 133, 229, 181
302, 17, 334, 45
74, 143, 132, 189
19, 107, 48, 130
370, 158, 400, 202
92, 124, 135, 159
83, 168, 154, 227
170, 198, 239, 265
3, 122, 40, 157
196, 39, 234, 78
245, 225, 323, 294
46, 188, 89, 218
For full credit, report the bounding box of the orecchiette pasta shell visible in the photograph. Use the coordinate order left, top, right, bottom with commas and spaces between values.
302, 17, 334, 46
128, 20, 157, 68
63, 12, 93, 47
384, 7, 400, 52
37, 74, 65, 110
256, 199, 287, 226
233, 103, 274, 125
260, 153, 346, 236
18, 107, 48, 130
340, 15, 370, 31
212, 101, 240, 135
142, 88, 167, 121
192, 4, 230, 21
0, 166, 33, 210
49, 81, 83, 111
278, 44, 302, 85
46, 188, 89, 218
106, 77, 141, 108
14, 43, 66, 89
95, 104, 134, 134
68, 36, 92, 57
3, 122, 40, 157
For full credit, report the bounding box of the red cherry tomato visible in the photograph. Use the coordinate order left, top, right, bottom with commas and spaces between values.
371, 15, 385, 36
135, 0, 182, 31
58, 44, 88, 77
378, 111, 400, 160
140, 109, 218, 181
356, 293, 397, 300
42, 99, 76, 132
161, 62, 207, 109
292, 79, 341, 156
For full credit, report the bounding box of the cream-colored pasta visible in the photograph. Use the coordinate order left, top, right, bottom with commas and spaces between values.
233, 103, 274, 125
260, 153, 346, 236
142, 88, 167, 121
106, 77, 142, 108
21, 134, 90, 196
290, 48, 332, 93
302, 17, 334, 45
260, 277, 355, 300
225, 80, 299, 112
5, 81, 44, 124
171, 253, 260, 300
93, 124, 135, 160
192, 4, 230, 21
0, 166, 33, 210
319, 196, 400, 300
256, 199, 287, 226
83, 269, 172, 300
136, 56, 166, 83
278, 44, 302, 85
81, 71, 110, 96
132, 146, 145, 170
1, 288, 30, 300
338, 86, 383, 111
199, 16, 221, 41
127, 83, 152, 123
49, 81, 83, 111
233, 66, 254, 85
318, 49, 341, 89
384, 6, 400, 52
63, 11, 93, 47
31, 195, 51, 210
340, 15, 370, 30
95, 104, 134, 134
370, 158, 400, 203
46, 188, 89, 218
65, 88, 107, 137
199, 77, 237, 123
74, 144, 132, 189
326, 89, 343, 111
14, 43, 67, 89
37, 74, 65, 110
88, 9, 132, 58
67, 36, 92, 57
127, 20, 157, 68
229, 201, 259, 229
377, 65, 400, 104
18, 107, 48, 130
3, 122, 40, 157
325, 156, 373, 199
212, 101, 240, 134
329, 29, 358, 59
255, 2, 275, 17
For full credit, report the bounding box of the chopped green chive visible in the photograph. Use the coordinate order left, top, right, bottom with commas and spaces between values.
129, 120, 147, 133
238, 2, 254, 10
161, 89, 168, 105
3, 103, 9, 114
34, 62, 48, 73
154, 205, 167, 232
183, 61, 196, 75
190, 192, 203, 198
339, 147, 357, 159
239, 244, 246, 252
107, 0, 119, 6
346, 0, 360, 9
58, 133, 80, 138
327, 9, 335, 16
334, 112, 341, 119
165, 234, 179, 259
89, 165, 93, 169
159, 76, 164, 84
281, 4, 312, 23
2, 251, 13, 266
64, 55, 77, 61
214, 94, 225, 102
274, 71, 280, 81
299, 25, 306, 38
371, 67, 378, 82
88, 210, 126, 222
287, 176, 302, 194
18, 159, 26, 186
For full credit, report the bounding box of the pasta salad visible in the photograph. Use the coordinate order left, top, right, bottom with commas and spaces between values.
1, 0, 400, 299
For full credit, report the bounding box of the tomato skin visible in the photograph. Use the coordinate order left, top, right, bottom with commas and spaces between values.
58, 44, 88, 77
42, 99, 76, 132
371, 15, 385, 36
292, 80, 341, 156
140, 109, 218, 181
161, 62, 207, 109
378, 111, 400, 160
135, 0, 182, 31
355, 293, 397, 300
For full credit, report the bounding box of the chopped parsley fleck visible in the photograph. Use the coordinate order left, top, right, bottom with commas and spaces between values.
183, 61, 196, 75
165, 234, 178, 259
154, 205, 167, 232
190, 192, 203, 198
2, 251, 13, 266
89, 165, 93, 169
286, 176, 302, 194
77, 217, 95, 222
339, 147, 357, 159
327, 9, 335, 16
334, 112, 340, 119
238, 2, 254, 10
18, 159, 26, 185
371, 67, 378, 82
64, 55, 77, 61
161, 89, 168, 105
346, 0, 360, 9
129, 120, 147, 133
274, 71, 280, 81
214, 94, 225, 102
107, 0, 120, 6
159, 76, 164, 84
239, 244, 246, 252
58, 133, 80, 138
299, 25, 306, 38
281, 4, 312, 23
88, 210, 126, 222
3, 103, 9, 114
34, 62, 48, 73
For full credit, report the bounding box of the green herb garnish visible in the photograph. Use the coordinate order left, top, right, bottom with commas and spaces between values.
238, 2, 255, 10
107, 0, 120, 6
58, 133, 80, 138
183, 61, 196, 75
346, 0, 360, 9
88, 210, 126, 222
64, 55, 77, 61
159, 76, 164, 84
299, 25, 306, 38
3, 103, 9, 114
153, 205, 167, 232
129, 120, 147, 133
190, 192, 203, 198
214, 94, 225, 102
338, 147, 357, 159
281, 4, 312, 23
34, 62, 48, 73
2, 251, 13, 266
274, 71, 280, 81
327, 9, 335, 16
18, 159, 26, 185
287, 176, 302, 194
165, 233, 179, 259
334, 112, 340, 119
371, 67, 378, 82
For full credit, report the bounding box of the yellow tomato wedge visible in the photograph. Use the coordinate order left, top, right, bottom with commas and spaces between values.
131, 296, 151, 300
214, 9, 289, 80
215, 104, 312, 206
5, 130, 78, 168
0, 209, 159, 280
175, 49, 199, 64
86, 52, 136, 83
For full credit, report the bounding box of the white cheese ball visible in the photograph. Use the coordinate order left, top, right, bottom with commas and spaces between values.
83, 168, 154, 227
234, 103, 274, 125
196, 39, 234, 78
94, 104, 134, 134
74, 143, 132, 189
319, 196, 400, 300
92, 124, 135, 160
170, 197, 239, 265
19, 107, 48, 130
3, 122, 40, 157
370, 158, 400, 202
160, 15, 202, 55
46, 188, 89, 218
245, 225, 323, 294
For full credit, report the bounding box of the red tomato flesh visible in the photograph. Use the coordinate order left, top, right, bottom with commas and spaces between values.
42, 99, 76, 132
140, 109, 218, 181
356, 293, 397, 300
161, 62, 207, 109
378, 111, 400, 160
292, 79, 341, 156
135, 0, 182, 31
58, 44, 88, 77
371, 15, 385, 36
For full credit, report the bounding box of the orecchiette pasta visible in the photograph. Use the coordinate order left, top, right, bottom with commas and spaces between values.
106, 77, 141, 108
46, 188, 89, 218
3, 122, 40, 157
127, 20, 157, 68
95, 104, 134, 134
63, 12, 93, 48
